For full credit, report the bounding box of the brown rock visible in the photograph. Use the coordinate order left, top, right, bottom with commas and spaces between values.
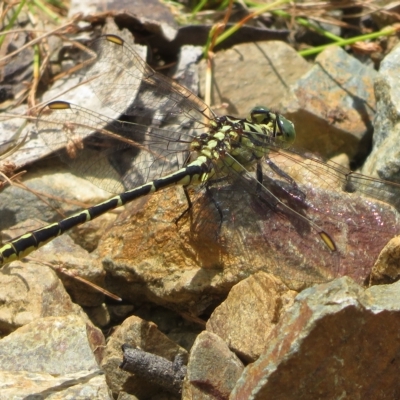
207, 272, 296, 362
100, 157, 400, 313
0, 262, 81, 335
370, 235, 400, 284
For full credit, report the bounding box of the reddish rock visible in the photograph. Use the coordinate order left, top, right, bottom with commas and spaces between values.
231, 277, 400, 399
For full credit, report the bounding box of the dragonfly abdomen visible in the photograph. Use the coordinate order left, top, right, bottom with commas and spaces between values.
0, 158, 211, 266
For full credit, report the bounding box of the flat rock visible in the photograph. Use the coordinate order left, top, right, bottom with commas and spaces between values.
0, 370, 110, 399
206, 272, 296, 362
231, 276, 400, 399
99, 155, 400, 312
0, 314, 105, 389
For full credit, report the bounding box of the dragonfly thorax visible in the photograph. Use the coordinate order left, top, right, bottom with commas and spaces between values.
190, 117, 243, 161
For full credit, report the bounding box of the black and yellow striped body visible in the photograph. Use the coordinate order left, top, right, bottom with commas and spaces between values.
0, 156, 213, 265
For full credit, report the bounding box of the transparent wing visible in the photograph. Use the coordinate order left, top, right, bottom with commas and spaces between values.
270, 145, 400, 212
36, 102, 209, 193
37, 35, 214, 194
85, 35, 212, 126
180, 140, 400, 284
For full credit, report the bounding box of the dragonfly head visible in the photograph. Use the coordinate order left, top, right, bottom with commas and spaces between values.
248, 106, 296, 146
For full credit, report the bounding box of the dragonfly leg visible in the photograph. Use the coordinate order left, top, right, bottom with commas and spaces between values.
264, 157, 306, 202
205, 185, 224, 229
175, 181, 224, 230
174, 187, 193, 225
265, 157, 298, 187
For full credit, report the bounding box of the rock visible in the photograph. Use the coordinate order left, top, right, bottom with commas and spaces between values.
0, 370, 111, 399
183, 331, 244, 399
199, 40, 311, 116
133, 304, 202, 352
206, 272, 296, 362
68, 0, 178, 42
231, 276, 400, 399
362, 42, 400, 182
108, 304, 135, 321
0, 314, 105, 373
99, 154, 400, 311
0, 314, 107, 398
84, 303, 111, 328
0, 262, 82, 335
0, 32, 33, 109
99, 186, 242, 315
100, 184, 309, 312
101, 315, 187, 399
282, 45, 378, 159
370, 235, 400, 284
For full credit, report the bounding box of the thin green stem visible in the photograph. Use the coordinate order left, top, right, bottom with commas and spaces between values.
213, 0, 292, 48
299, 26, 399, 57
0, 0, 27, 47
33, 43, 40, 79
272, 9, 343, 42
191, 0, 208, 17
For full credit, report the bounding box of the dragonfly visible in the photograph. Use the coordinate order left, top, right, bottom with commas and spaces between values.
0, 34, 399, 285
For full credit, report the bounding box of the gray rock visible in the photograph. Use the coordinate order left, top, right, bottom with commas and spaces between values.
0, 370, 111, 400
0, 314, 105, 374
199, 40, 311, 117
0, 262, 82, 335
183, 331, 244, 399
0, 161, 118, 241
362, 42, 400, 182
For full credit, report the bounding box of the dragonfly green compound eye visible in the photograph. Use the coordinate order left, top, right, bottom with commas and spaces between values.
278, 115, 296, 145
